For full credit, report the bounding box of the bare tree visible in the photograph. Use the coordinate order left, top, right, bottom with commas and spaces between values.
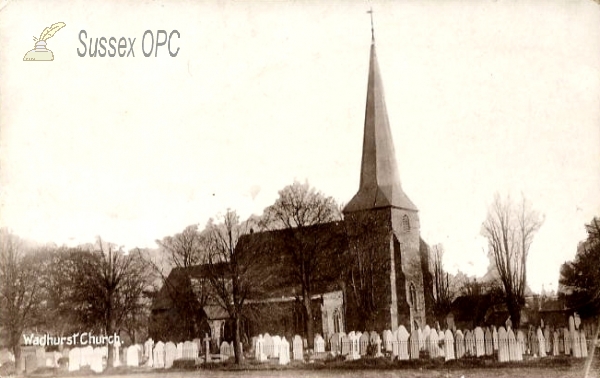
203, 209, 270, 364
430, 244, 453, 320
261, 180, 342, 348
481, 193, 543, 326
157, 224, 204, 269
0, 229, 45, 373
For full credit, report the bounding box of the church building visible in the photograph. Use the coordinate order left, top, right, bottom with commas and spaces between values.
150, 29, 434, 344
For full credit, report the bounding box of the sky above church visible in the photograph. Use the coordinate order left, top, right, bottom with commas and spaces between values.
1, 0, 599, 293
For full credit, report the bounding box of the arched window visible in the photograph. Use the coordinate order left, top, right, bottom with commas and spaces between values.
409, 283, 418, 310
402, 215, 410, 232
333, 309, 342, 334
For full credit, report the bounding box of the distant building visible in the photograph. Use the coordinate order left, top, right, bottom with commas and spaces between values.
150, 33, 435, 343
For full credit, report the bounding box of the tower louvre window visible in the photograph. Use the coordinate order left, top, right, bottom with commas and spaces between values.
402, 215, 410, 232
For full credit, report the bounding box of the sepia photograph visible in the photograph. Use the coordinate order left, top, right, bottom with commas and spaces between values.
1, 0, 599, 377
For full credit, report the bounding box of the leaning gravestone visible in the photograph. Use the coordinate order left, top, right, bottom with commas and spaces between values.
165, 342, 177, 368
127, 345, 139, 367
397, 326, 410, 361
474, 327, 485, 357
279, 337, 290, 365
455, 330, 465, 359
485, 328, 493, 356
410, 329, 420, 360
293, 335, 303, 360
68, 347, 81, 372
444, 329, 455, 361
498, 327, 509, 362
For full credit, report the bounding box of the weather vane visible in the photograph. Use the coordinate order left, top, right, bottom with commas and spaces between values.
367, 6, 375, 42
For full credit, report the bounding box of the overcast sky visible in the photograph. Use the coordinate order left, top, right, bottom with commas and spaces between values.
1, 0, 599, 293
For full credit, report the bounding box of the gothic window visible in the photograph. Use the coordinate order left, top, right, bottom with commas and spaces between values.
402, 215, 410, 232
409, 283, 418, 310
333, 309, 342, 334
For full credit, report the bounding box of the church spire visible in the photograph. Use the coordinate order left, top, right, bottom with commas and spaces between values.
344, 15, 417, 213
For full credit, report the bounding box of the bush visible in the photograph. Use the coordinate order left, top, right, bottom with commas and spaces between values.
58, 356, 69, 367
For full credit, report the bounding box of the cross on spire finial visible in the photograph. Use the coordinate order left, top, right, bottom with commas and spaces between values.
367, 6, 375, 43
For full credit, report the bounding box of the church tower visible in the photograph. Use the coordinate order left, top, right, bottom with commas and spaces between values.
343, 23, 427, 332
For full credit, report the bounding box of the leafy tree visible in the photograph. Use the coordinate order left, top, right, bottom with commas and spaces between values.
559, 217, 600, 318
0, 229, 45, 373
481, 193, 543, 326
261, 180, 342, 348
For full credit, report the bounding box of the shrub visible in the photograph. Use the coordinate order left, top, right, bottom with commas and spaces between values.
172, 358, 197, 369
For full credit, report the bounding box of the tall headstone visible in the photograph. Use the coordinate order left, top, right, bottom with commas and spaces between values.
492, 326, 499, 351
465, 330, 475, 357
144, 339, 154, 367
563, 328, 571, 355
176, 342, 183, 360
455, 330, 465, 359
165, 342, 177, 368
537, 328, 546, 357
153, 341, 165, 368
484, 328, 493, 356
552, 330, 560, 356
508, 328, 521, 361
255, 335, 267, 362
498, 327, 509, 362
263, 334, 273, 358
444, 329, 455, 361
359, 333, 369, 356
293, 335, 303, 361
474, 327, 485, 357
204, 334, 211, 363
572, 330, 582, 358
581, 332, 588, 358
397, 326, 410, 361
383, 330, 393, 352
341, 334, 350, 356
330, 333, 340, 355
517, 330, 526, 359
410, 329, 420, 360
278, 337, 290, 365
427, 330, 439, 358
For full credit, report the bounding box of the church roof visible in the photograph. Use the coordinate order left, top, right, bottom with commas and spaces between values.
344, 39, 417, 213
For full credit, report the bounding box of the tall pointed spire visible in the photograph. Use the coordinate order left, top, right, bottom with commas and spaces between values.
344, 15, 417, 213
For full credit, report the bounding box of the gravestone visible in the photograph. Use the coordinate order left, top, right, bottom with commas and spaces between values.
428, 329, 439, 358
572, 331, 582, 358
182, 341, 197, 360
176, 342, 183, 360
263, 334, 273, 358
397, 326, 410, 361
374, 334, 383, 358
204, 334, 211, 363
113, 338, 121, 367
465, 330, 475, 357
537, 328, 546, 357
220, 342, 229, 361
383, 330, 393, 352
314, 334, 325, 354
90, 347, 104, 373
68, 347, 81, 372
359, 332, 369, 356
165, 342, 177, 368
127, 345, 139, 367
278, 337, 290, 365
492, 326, 499, 351
517, 330, 526, 358
498, 327, 509, 362
81, 345, 93, 367
351, 332, 361, 360
422, 326, 431, 352
474, 327, 485, 357
485, 328, 493, 356
444, 329, 455, 361
192, 338, 202, 356
553, 330, 560, 356
391, 330, 399, 359
144, 339, 154, 367
410, 329, 420, 360
341, 334, 350, 356
293, 335, 303, 360
455, 330, 465, 359
255, 335, 267, 362
563, 328, 571, 355
330, 333, 340, 355
581, 332, 588, 358
508, 328, 521, 361
528, 327, 537, 356
544, 327, 551, 353
273, 336, 281, 358
438, 330, 446, 358
153, 342, 165, 368
369, 331, 379, 347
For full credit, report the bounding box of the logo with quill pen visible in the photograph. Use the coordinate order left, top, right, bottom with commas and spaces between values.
23, 22, 66, 61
